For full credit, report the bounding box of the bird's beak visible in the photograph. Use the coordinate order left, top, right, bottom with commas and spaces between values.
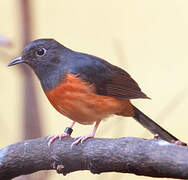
7, 56, 25, 67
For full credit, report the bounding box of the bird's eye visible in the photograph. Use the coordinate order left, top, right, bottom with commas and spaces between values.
36, 48, 47, 56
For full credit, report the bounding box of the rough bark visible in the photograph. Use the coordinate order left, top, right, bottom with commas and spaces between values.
0, 137, 188, 179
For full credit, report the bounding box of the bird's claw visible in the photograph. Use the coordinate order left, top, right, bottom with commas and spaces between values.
171, 140, 187, 146
153, 134, 160, 139
71, 134, 94, 147
48, 133, 70, 147
153, 134, 187, 146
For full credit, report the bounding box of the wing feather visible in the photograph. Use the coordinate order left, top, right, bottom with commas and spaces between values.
69, 52, 149, 100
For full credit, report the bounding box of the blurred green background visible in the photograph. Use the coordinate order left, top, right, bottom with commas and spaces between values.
1, 0, 188, 179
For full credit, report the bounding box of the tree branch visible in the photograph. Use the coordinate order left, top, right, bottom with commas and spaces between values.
0, 137, 188, 179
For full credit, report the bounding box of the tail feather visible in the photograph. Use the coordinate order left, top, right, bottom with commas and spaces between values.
133, 105, 179, 142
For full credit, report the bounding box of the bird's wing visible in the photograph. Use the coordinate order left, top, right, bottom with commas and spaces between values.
68, 52, 149, 100
100, 65, 149, 99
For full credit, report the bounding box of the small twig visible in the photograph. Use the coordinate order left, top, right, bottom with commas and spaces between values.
0, 137, 188, 179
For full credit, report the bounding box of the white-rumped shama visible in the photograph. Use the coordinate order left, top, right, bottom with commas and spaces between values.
8, 39, 186, 146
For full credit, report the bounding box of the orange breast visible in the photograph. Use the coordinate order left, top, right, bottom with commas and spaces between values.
45, 74, 133, 125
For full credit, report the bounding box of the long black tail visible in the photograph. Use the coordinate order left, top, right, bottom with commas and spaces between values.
133, 105, 179, 142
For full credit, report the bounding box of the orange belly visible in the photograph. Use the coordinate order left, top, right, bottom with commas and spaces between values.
45, 74, 134, 125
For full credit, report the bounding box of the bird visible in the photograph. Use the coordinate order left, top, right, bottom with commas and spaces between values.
8, 38, 186, 146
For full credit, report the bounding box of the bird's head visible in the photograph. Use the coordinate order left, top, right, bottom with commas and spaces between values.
8, 38, 72, 90
8, 38, 67, 68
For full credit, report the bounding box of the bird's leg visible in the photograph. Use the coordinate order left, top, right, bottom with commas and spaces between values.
48, 121, 76, 146
72, 120, 101, 146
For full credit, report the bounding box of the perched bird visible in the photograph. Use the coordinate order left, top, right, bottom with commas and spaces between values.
8, 39, 186, 146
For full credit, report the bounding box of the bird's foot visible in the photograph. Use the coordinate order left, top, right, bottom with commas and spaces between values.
153, 134, 160, 139
72, 133, 94, 146
171, 140, 187, 146
153, 134, 187, 146
48, 133, 70, 147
